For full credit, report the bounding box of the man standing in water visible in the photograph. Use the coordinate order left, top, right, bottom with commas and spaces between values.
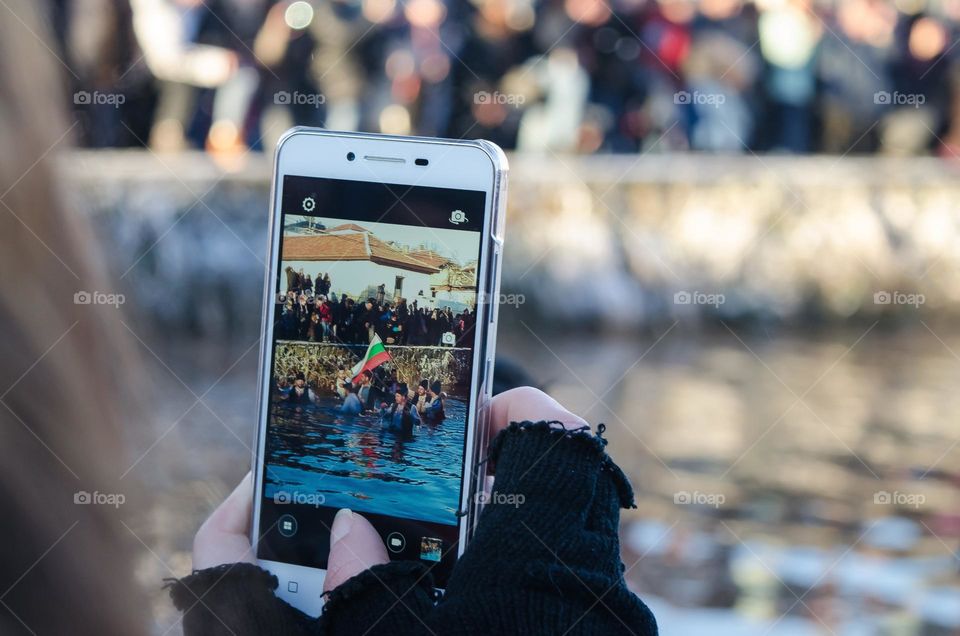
284, 372, 316, 405
378, 382, 420, 434
339, 382, 363, 416
423, 380, 446, 424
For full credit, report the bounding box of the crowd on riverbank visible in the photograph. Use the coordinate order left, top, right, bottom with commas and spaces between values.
59, 0, 960, 156
276, 288, 476, 347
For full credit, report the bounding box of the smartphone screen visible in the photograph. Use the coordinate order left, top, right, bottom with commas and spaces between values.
256, 174, 488, 587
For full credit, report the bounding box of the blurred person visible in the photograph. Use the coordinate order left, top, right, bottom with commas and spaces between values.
447, 0, 537, 146
275, 374, 293, 398
937, 65, 960, 158
314, 295, 332, 342
60, 0, 155, 147
307, 0, 370, 132
284, 265, 297, 291
411, 379, 429, 413
516, 48, 590, 152
318, 272, 331, 296
423, 379, 446, 423
816, 0, 895, 153
623, 0, 699, 152
357, 369, 376, 409
578, 5, 654, 152
378, 381, 421, 434
756, 0, 822, 152
283, 371, 316, 404
336, 295, 356, 342
306, 309, 322, 341
339, 382, 364, 415
0, 1, 146, 632
302, 271, 314, 295
334, 368, 350, 398
360, 297, 379, 343
296, 292, 310, 339
252, 0, 379, 141
130, 0, 262, 155
253, 0, 326, 149
279, 298, 297, 339
384, 312, 403, 344
678, 31, 759, 151
675, 0, 760, 151
879, 12, 952, 155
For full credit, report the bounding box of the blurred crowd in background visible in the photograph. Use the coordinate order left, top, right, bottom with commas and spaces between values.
52, 0, 960, 156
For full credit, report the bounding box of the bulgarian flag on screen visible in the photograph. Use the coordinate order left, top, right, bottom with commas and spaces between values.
351, 334, 391, 382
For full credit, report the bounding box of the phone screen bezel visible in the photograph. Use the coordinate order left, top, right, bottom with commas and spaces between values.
250, 129, 504, 616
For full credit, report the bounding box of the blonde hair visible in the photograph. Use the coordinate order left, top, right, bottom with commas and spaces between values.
0, 1, 144, 632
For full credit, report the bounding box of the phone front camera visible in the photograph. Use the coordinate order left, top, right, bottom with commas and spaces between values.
347, 152, 356, 161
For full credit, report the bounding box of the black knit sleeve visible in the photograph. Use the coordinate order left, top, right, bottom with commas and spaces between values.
429, 421, 658, 635
318, 561, 437, 636
166, 563, 315, 636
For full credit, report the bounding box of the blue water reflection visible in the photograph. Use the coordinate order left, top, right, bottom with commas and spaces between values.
264, 396, 467, 525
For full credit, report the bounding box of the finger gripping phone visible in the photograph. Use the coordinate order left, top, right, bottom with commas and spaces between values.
251, 129, 507, 616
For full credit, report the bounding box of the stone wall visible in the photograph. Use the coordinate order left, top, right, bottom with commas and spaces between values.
66, 150, 960, 332
273, 341, 473, 390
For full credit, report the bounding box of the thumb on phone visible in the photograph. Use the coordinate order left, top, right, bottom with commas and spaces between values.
323, 509, 389, 593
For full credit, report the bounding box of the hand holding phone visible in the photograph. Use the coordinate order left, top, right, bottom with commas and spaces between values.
196, 388, 584, 589
250, 129, 507, 616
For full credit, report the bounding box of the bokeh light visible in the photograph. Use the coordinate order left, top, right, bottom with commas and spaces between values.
284, 1, 315, 29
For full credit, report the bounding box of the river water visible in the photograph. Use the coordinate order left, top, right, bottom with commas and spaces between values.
134, 321, 960, 634
497, 320, 960, 635
265, 396, 467, 525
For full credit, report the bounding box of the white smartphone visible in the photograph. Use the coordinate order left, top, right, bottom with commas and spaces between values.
250, 129, 507, 617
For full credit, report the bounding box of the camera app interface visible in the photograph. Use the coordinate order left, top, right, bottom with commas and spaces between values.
257, 175, 487, 585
